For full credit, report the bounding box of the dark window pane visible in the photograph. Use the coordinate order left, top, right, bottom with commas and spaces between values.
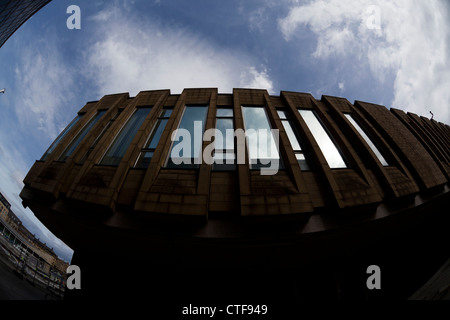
41, 115, 82, 161
212, 150, 236, 171
135, 151, 154, 169
135, 108, 173, 169
79, 110, 123, 164
101, 108, 151, 166
147, 118, 168, 150
160, 109, 172, 118
58, 110, 106, 161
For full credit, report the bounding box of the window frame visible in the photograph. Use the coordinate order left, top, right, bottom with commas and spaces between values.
40, 114, 83, 161
212, 106, 236, 171
344, 113, 389, 167
277, 109, 312, 171
99, 106, 152, 167
134, 108, 173, 169
78, 109, 123, 164
165, 104, 209, 169
298, 109, 348, 169
57, 110, 107, 162
241, 105, 283, 170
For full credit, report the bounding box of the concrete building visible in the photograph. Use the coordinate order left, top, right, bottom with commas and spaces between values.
20, 89, 450, 301
0, 0, 51, 48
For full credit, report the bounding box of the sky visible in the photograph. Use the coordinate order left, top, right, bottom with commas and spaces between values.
0, 0, 449, 262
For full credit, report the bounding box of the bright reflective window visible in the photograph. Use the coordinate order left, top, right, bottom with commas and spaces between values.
344, 114, 389, 166
100, 107, 151, 166
242, 106, 281, 169
298, 109, 347, 169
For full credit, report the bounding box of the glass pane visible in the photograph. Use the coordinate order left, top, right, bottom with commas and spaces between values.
160, 109, 172, 118
101, 108, 151, 166
213, 150, 235, 162
298, 110, 347, 169
345, 114, 389, 166
79, 110, 122, 164
242, 106, 280, 167
281, 119, 302, 151
146, 118, 168, 150
216, 108, 233, 117
135, 151, 154, 169
143, 151, 154, 159
277, 110, 287, 119
168, 105, 208, 167
216, 118, 234, 150
59, 110, 106, 161
41, 115, 82, 160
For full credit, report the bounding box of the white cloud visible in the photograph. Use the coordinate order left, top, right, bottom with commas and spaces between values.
279, 0, 450, 124
240, 67, 274, 93
14, 45, 77, 140
84, 5, 274, 97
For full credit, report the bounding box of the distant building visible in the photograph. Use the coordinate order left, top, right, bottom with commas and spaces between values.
20, 88, 450, 300
0, 191, 11, 221
0, 0, 51, 48
6, 208, 21, 231
0, 191, 67, 273
0, 192, 22, 231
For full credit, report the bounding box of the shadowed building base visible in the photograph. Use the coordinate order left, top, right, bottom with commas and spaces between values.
63, 192, 450, 305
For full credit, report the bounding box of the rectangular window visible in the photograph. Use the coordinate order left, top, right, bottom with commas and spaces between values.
41, 115, 82, 161
135, 108, 173, 169
100, 107, 152, 166
298, 109, 347, 169
79, 109, 123, 164
242, 106, 281, 170
213, 107, 236, 170
58, 110, 106, 162
277, 110, 311, 171
344, 114, 389, 166
166, 105, 208, 168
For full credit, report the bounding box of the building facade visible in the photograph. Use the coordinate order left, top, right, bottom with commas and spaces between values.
0, 0, 51, 48
20, 89, 450, 301
0, 190, 67, 275
0, 191, 11, 221
5, 208, 21, 231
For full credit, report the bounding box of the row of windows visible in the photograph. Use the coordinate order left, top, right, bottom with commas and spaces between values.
41, 104, 391, 171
